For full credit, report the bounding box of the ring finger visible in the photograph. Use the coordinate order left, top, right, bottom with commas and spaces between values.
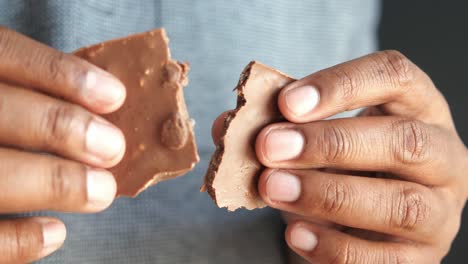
258, 168, 448, 242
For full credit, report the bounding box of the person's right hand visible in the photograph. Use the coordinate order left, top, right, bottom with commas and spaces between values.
0, 27, 126, 263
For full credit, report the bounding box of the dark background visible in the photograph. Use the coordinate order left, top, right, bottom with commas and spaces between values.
379, 0, 467, 263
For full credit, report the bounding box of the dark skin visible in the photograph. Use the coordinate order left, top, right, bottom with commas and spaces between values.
212, 51, 468, 263
0, 27, 466, 263
0, 28, 125, 262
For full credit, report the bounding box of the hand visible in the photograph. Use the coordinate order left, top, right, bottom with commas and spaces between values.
214, 51, 468, 263
0, 27, 126, 263
256, 50, 468, 263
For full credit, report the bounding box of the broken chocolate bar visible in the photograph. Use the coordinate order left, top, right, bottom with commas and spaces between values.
203, 61, 295, 211
74, 28, 199, 197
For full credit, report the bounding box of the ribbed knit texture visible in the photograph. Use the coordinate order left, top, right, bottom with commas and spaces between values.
0, 1, 380, 263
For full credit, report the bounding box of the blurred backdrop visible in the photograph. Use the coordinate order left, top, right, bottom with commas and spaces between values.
379, 0, 468, 262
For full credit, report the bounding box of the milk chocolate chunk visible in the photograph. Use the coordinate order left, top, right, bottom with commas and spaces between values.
203, 61, 295, 211
74, 28, 199, 197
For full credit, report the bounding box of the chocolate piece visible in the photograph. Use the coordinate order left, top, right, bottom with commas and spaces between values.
203, 61, 295, 211
74, 29, 199, 197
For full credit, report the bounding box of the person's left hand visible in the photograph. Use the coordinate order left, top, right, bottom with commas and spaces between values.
214, 51, 468, 263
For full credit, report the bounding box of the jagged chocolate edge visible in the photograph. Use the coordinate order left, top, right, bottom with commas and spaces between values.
136, 59, 197, 196
202, 61, 256, 205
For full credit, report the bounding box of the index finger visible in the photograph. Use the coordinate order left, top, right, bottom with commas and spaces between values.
278, 50, 452, 128
0, 27, 126, 114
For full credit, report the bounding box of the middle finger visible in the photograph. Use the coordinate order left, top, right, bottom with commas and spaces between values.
258, 168, 447, 243
256, 116, 457, 186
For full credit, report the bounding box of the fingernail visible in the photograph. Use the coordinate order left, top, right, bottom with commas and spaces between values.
291, 226, 318, 251
284, 85, 320, 117
86, 169, 117, 209
84, 70, 125, 105
266, 171, 301, 202
86, 119, 125, 162
264, 129, 304, 162
39, 219, 66, 254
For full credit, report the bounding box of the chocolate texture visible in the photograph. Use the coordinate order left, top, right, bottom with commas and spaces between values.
74, 28, 199, 197
203, 61, 294, 211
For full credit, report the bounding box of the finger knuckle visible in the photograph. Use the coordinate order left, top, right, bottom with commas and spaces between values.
331, 243, 413, 264
48, 162, 73, 202
319, 179, 352, 215
320, 126, 354, 164
391, 188, 430, 232
391, 119, 431, 165
330, 241, 358, 264
10, 222, 33, 261
41, 104, 80, 147
46, 52, 66, 82
330, 67, 361, 103
378, 50, 415, 88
